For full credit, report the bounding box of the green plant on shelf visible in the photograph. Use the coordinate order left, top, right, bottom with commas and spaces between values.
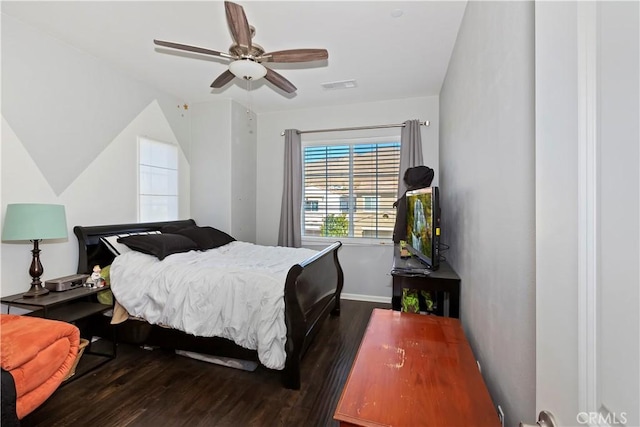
401, 289, 436, 314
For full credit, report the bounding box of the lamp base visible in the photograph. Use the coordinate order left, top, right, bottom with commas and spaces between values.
22, 239, 49, 297
23, 283, 50, 298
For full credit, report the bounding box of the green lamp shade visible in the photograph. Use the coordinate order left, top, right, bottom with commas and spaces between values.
2, 204, 68, 241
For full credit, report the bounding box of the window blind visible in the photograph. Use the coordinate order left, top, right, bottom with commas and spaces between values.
139, 138, 179, 222
303, 142, 400, 239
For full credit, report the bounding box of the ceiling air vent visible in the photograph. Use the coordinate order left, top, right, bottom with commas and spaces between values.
321, 79, 358, 90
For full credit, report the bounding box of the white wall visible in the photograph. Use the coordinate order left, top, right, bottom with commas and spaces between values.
230, 102, 257, 243
1, 14, 190, 195
189, 100, 232, 232
189, 100, 257, 241
1, 16, 189, 298
439, 2, 535, 426
256, 96, 439, 299
1, 102, 190, 298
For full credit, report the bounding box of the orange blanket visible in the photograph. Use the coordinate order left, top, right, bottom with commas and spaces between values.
0, 314, 79, 419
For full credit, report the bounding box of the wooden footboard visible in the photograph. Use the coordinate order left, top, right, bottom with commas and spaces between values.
73, 220, 344, 390
282, 241, 344, 389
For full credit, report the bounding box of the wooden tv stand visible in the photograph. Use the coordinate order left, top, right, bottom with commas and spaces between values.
334, 309, 499, 427
391, 245, 461, 318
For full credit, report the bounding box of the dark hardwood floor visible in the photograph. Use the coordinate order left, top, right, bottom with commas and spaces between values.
22, 300, 390, 427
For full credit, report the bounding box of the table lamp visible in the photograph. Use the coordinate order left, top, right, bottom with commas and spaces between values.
2, 203, 68, 297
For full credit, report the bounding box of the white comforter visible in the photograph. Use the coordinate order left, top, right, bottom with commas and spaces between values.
110, 241, 318, 370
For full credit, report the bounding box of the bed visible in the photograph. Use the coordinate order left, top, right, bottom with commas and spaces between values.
73, 219, 344, 389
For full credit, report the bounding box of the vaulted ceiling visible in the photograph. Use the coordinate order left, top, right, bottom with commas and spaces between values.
2, 1, 467, 114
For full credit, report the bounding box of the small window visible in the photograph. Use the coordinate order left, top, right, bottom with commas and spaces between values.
363, 196, 378, 211
304, 200, 319, 211
138, 137, 178, 222
302, 140, 400, 239
339, 196, 356, 213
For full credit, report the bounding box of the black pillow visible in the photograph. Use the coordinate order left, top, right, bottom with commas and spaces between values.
117, 233, 199, 260
161, 224, 191, 234
172, 226, 236, 250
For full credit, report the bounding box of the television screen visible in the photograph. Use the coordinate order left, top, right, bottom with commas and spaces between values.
405, 186, 440, 270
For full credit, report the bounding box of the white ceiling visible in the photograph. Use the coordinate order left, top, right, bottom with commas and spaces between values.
1, 1, 467, 114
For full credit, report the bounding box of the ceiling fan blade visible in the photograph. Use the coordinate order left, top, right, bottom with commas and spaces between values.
225, 1, 252, 51
261, 49, 329, 63
264, 68, 297, 93
154, 39, 232, 58
210, 70, 236, 88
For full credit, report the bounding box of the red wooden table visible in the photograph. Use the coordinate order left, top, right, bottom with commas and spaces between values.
334, 309, 500, 427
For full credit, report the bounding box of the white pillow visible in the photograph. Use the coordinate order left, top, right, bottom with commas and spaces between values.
100, 231, 161, 256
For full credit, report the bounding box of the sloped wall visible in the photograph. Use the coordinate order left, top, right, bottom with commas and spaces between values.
1, 15, 190, 297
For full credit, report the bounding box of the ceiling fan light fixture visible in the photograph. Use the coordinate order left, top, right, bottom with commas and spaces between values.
155, 2, 326, 94
229, 59, 267, 81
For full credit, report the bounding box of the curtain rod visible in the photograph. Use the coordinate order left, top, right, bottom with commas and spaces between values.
280, 120, 430, 136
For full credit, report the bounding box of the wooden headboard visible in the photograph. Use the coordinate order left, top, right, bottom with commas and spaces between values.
73, 219, 197, 274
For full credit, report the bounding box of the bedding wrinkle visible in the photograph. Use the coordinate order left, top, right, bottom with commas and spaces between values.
110, 242, 317, 369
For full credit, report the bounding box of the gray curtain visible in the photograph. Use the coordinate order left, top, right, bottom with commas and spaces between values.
278, 129, 302, 247
397, 119, 424, 196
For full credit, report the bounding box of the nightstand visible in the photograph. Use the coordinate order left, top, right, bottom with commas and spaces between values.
1, 286, 116, 379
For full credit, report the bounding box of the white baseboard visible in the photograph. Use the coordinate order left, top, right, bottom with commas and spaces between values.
341, 293, 392, 304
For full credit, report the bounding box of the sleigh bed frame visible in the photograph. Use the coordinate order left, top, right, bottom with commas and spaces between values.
73, 219, 344, 389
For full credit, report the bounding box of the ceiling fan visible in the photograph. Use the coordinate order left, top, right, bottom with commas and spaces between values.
153, 1, 328, 94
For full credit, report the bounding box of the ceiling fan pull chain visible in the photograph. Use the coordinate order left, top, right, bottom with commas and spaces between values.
246, 79, 253, 120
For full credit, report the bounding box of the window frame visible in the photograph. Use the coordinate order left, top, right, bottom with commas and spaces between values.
301, 136, 400, 246
137, 136, 179, 222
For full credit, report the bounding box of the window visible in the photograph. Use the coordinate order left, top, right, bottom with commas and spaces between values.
302, 140, 400, 239
339, 196, 356, 213
304, 199, 319, 211
363, 196, 378, 211
138, 137, 178, 222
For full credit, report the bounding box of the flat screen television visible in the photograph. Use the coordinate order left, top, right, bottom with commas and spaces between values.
405, 186, 440, 270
